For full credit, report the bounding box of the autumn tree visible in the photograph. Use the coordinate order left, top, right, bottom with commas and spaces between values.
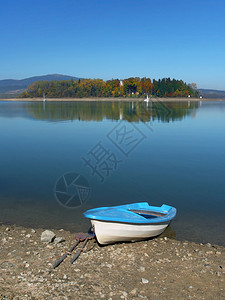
19, 77, 198, 99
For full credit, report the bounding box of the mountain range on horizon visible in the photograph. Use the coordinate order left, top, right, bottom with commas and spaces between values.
0, 74, 79, 98
0, 74, 225, 99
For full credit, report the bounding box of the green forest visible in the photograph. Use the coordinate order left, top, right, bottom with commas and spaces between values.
19, 77, 199, 98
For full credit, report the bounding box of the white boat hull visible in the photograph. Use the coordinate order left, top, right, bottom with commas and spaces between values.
91, 220, 169, 245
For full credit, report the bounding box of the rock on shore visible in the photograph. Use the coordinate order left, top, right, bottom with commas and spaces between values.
40, 230, 56, 243
0, 225, 224, 299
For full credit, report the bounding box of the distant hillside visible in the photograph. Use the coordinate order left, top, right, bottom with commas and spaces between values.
199, 89, 225, 98
0, 74, 80, 98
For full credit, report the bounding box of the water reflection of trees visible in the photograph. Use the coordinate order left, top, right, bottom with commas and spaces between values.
26, 101, 199, 123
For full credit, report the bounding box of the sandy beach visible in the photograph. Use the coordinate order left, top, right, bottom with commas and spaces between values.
1, 224, 224, 299
1, 97, 225, 102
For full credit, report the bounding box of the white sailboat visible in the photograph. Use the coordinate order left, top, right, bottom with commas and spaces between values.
43, 93, 46, 102
144, 93, 149, 102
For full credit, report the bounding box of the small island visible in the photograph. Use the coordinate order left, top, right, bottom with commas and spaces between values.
19, 77, 199, 99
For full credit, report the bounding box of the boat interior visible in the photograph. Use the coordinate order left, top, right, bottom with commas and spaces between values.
129, 209, 166, 219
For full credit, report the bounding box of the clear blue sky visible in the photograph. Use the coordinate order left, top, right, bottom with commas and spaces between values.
0, 0, 225, 89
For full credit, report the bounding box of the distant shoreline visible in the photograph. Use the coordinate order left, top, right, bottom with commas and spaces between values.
1, 97, 225, 102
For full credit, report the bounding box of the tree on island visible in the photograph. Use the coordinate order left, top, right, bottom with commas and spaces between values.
19, 77, 199, 98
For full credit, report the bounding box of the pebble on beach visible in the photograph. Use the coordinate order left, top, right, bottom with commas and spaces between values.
54, 237, 65, 244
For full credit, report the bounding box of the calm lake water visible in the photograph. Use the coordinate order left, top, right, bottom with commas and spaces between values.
0, 100, 225, 245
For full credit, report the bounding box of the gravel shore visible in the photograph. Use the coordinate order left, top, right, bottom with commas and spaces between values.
0, 225, 224, 299
1, 97, 225, 102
